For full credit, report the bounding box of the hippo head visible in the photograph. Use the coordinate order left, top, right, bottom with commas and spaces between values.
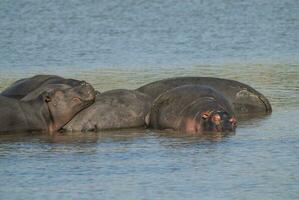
198, 110, 237, 132
42, 81, 96, 132
179, 101, 237, 134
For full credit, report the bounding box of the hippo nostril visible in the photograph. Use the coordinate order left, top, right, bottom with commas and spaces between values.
229, 117, 237, 126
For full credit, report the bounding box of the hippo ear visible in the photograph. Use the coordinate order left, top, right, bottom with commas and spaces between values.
41, 91, 52, 103
45, 95, 51, 102
201, 111, 212, 120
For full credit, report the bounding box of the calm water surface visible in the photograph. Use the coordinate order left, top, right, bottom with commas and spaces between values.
0, 0, 299, 199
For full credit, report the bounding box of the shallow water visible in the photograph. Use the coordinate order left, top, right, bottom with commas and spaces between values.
0, 0, 299, 199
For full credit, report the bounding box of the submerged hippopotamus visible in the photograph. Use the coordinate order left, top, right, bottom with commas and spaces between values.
0, 82, 95, 133
63, 89, 151, 132
137, 77, 272, 116
148, 85, 237, 133
1, 75, 83, 99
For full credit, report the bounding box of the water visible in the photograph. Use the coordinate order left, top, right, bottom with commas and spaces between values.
0, 0, 299, 199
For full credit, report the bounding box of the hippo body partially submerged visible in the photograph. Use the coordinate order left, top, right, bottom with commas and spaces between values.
137, 77, 272, 116
63, 89, 152, 132
0, 75, 271, 134
0, 82, 95, 133
148, 85, 237, 134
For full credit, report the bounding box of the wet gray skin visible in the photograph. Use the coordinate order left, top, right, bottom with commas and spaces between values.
63, 89, 152, 132
21, 84, 73, 101
0, 82, 95, 133
136, 77, 272, 116
1, 74, 83, 99
149, 85, 237, 134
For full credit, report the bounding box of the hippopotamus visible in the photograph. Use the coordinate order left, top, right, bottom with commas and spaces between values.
63, 89, 151, 132
148, 85, 237, 133
1, 75, 83, 99
0, 82, 95, 133
136, 77, 272, 116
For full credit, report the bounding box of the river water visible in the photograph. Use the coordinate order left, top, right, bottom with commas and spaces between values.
0, 0, 298, 199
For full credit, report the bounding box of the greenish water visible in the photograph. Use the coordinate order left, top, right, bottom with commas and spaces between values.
0, 0, 299, 199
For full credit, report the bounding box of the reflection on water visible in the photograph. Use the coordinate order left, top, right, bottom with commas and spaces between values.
0, 109, 299, 199
0, 0, 299, 199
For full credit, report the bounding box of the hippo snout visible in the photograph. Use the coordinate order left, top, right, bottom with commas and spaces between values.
201, 111, 237, 132
213, 116, 237, 132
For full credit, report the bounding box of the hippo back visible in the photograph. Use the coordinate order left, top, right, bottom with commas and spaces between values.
64, 89, 152, 132
1, 75, 82, 99
21, 84, 72, 101
149, 85, 234, 130
136, 77, 272, 115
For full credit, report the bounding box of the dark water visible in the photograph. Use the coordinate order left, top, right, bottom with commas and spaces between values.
0, 0, 299, 199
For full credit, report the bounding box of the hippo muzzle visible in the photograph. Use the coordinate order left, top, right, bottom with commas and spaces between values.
201, 111, 237, 132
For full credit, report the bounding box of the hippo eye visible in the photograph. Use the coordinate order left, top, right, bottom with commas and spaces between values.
212, 114, 221, 122
45, 95, 51, 102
